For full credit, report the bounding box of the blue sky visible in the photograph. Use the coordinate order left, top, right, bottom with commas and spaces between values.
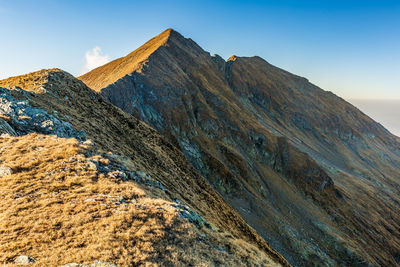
0, 0, 399, 100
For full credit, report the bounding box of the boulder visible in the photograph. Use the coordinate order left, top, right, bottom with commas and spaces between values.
14, 255, 36, 265
0, 166, 12, 177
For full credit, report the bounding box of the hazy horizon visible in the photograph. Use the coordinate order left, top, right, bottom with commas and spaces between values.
348, 99, 400, 137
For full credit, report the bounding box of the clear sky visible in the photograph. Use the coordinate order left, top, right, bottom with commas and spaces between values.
0, 0, 399, 100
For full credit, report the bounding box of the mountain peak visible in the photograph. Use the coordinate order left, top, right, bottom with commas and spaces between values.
162, 28, 181, 37
147, 28, 182, 44
79, 28, 189, 91
142, 28, 187, 48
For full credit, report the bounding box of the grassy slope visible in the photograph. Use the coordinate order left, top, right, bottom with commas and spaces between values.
0, 70, 288, 266
0, 133, 278, 266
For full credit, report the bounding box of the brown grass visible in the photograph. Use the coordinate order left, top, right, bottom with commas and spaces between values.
0, 69, 54, 94
0, 68, 289, 266
0, 133, 279, 266
79, 29, 175, 91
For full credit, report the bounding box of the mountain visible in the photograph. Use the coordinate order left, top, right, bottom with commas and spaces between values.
0, 69, 288, 266
80, 29, 400, 266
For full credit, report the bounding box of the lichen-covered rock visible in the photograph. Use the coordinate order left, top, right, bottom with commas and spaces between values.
61, 261, 117, 267
14, 255, 35, 265
0, 87, 86, 140
86, 160, 98, 171
173, 201, 212, 229
0, 166, 12, 177
60, 264, 82, 267
90, 261, 118, 267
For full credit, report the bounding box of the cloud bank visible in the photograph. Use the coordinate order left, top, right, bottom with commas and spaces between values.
81, 46, 110, 75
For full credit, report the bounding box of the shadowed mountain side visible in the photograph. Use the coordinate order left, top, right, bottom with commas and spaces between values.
80, 29, 400, 266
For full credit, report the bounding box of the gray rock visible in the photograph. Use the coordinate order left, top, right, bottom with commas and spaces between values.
60, 261, 117, 267
86, 161, 97, 171
136, 170, 147, 179
90, 261, 118, 267
0, 166, 12, 177
173, 202, 212, 229
154, 181, 166, 191
0, 87, 86, 140
116, 170, 127, 179
82, 139, 94, 146
0, 118, 17, 136
0, 133, 12, 138
14, 255, 36, 265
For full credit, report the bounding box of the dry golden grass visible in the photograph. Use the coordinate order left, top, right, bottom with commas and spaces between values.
0, 69, 56, 94
79, 29, 175, 91
0, 68, 288, 266
0, 133, 280, 266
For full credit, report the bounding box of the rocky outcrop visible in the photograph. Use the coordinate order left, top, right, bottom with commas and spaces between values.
0, 86, 85, 140
80, 29, 400, 266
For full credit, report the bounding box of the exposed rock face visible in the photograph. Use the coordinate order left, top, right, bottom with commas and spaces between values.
0, 118, 17, 136
80, 29, 400, 266
0, 86, 85, 140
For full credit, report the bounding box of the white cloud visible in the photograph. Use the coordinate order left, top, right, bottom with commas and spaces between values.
81, 46, 110, 75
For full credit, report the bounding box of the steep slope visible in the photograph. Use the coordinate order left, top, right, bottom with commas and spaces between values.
80, 29, 173, 91
0, 70, 288, 266
80, 29, 400, 266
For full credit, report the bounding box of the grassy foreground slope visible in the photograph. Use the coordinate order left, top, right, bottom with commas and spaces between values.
0, 70, 288, 266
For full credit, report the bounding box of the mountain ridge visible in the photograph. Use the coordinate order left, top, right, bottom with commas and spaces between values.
0, 69, 289, 266
80, 29, 400, 266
